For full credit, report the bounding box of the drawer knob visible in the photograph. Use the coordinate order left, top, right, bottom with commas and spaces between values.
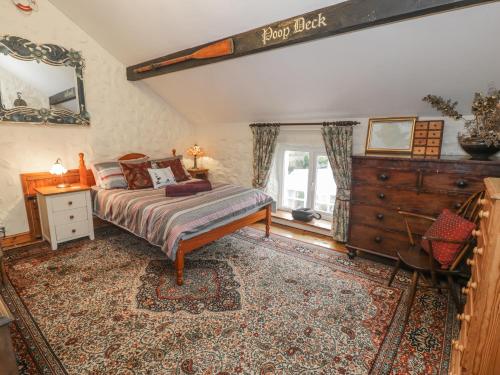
378, 193, 385, 200
453, 202, 462, 209
374, 236, 382, 243
376, 213, 384, 220
71, 229, 76, 234
452, 340, 465, 352
68, 201, 73, 206
378, 174, 389, 181
69, 215, 75, 220
457, 313, 471, 322
472, 229, 481, 237
466, 258, 476, 267
467, 280, 477, 289
456, 179, 468, 188
479, 210, 489, 219
473, 247, 484, 256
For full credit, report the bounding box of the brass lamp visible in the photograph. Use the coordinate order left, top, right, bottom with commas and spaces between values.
49, 158, 70, 188
187, 144, 204, 169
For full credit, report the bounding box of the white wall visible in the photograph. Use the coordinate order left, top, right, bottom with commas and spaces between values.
0, 0, 195, 235
196, 116, 467, 188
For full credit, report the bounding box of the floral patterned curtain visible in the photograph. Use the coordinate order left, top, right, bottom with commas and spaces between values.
251, 124, 280, 189
321, 122, 357, 242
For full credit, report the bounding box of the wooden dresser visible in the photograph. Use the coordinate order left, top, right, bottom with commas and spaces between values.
449, 177, 500, 375
347, 155, 500, 259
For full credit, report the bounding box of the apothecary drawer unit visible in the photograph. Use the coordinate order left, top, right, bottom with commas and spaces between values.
347, 155, 500, 259
35, 186, 94, 250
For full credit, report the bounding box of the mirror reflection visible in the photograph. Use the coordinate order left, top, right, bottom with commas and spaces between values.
0, 54, 79, 113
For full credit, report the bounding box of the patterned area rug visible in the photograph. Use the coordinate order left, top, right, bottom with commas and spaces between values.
1, 227, 457, 374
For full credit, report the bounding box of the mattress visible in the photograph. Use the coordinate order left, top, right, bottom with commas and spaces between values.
92, 183, 272, 260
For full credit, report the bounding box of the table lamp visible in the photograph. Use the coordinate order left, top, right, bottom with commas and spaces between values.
49, 158, 69, 188
187, 144, 204, 169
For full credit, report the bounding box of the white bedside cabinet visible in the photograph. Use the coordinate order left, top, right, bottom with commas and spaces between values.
35, 185, 95, 250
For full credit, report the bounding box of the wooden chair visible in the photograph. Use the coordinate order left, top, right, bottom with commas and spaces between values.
387, 191, 484, 327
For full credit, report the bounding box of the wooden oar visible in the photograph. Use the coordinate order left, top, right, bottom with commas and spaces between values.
134, 38, 234, 74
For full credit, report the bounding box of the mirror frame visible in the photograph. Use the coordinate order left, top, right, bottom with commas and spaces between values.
0, 35, 90, 125
365, 116, 416, 155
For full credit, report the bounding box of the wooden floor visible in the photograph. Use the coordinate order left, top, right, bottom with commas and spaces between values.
251, 222, 346, 254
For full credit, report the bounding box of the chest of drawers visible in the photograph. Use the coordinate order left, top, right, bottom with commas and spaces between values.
449, 177, 500, 375
347, 155, 500, 259
36, 185, 95, 250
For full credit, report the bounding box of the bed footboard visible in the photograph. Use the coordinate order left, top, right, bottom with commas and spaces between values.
174, 204, 271, 286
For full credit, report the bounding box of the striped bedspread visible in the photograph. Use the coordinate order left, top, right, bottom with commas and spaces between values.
93, 184, 273, 260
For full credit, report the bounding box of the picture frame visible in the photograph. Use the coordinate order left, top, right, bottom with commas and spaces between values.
365, 117, 417, 155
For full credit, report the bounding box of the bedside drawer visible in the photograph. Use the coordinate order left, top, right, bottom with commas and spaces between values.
56, 220, 90, 241
54, 207, 88, 226
51, 192, 87, 212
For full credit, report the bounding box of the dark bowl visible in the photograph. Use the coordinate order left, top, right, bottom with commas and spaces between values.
459, 139, 500, 161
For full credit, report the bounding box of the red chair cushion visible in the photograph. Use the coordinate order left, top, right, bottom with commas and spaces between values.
421, 209, 475, 269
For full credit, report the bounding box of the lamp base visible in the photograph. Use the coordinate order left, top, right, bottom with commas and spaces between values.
56, 183, 71, 188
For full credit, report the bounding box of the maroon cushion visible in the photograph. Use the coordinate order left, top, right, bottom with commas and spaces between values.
421, 209, 475, 269
119, 160, 153, 189
165, 180, 212, 197
155, 159, 190, 182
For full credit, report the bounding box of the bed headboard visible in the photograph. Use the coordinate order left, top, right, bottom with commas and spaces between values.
78, 149, 178, 186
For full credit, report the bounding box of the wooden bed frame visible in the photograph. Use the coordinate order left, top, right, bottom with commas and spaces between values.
79, 151, 271, 286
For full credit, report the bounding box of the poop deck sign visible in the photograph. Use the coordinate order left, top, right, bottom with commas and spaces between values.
261, 13, 328, 46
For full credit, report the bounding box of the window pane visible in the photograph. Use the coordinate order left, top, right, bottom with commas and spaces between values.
282, 150, 309, 209
314, 155, 336, 214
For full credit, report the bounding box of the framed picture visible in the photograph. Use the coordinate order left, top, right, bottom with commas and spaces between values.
365, 117, 417, 154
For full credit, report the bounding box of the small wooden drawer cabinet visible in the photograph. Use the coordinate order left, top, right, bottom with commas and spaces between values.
347, 155, 500, 259
35, 185, 95, 250
449, 178, 500, 375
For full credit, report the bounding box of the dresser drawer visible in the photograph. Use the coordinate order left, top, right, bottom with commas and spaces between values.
348, 224, 408, 258
352, 166, 418, 189
56, 220, 90, 242
352, 187, 468, 216
51, 192, 87, 212
350, 203, 431, 235
54, 207, 88, 226
421, 172, 485, 194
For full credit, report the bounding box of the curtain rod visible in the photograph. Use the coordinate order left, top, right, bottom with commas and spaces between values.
249, 121, 360, 127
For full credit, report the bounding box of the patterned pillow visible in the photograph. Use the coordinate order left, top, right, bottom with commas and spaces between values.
153, 158, 190, 182
119, 160, 153, 189
92, 162, 128, 189
421, 209, 475, 269
147, 167, 176, 189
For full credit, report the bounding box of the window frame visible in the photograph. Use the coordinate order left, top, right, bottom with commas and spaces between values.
276, 143, 335, 220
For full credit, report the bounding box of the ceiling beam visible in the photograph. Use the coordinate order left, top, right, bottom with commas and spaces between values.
127, 0, 495, 81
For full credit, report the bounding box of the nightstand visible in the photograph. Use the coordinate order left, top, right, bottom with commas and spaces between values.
35, 185, 95, 250
187, 168, 209, 180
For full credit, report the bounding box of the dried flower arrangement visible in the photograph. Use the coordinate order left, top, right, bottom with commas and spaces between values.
423, 90, 500, 147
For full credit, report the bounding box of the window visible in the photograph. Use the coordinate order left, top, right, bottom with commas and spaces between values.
278, 145, 337, 218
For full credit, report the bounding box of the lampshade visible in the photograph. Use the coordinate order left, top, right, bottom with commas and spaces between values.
187, 144, 204, 157
49, 158, 67, 176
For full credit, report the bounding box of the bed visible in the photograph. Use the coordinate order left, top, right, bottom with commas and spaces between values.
79, 152, 273, 286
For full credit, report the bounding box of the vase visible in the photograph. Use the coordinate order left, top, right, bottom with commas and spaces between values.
459, 138, 500, 160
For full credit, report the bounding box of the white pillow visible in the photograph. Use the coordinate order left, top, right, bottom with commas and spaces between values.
147, 167, 176, 189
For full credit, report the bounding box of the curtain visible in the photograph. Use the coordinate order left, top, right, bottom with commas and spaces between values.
251, 124, 280, 189
321, 122, 356, 242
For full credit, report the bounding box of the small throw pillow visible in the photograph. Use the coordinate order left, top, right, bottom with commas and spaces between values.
147, 167, 176, 189
421, 209, 475, 269
120, 160, 153, 189
92, 162, 128, 189
153, 158, 190, 182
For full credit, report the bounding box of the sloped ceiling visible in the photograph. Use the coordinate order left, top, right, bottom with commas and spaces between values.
49, 0, 500, 125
